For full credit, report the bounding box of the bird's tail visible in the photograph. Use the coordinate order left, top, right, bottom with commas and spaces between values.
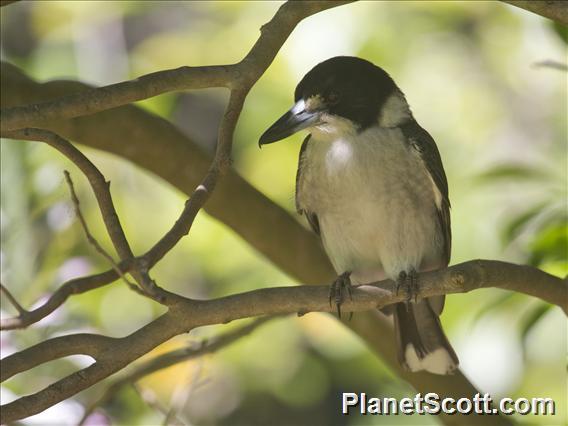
393, 300, 459, 375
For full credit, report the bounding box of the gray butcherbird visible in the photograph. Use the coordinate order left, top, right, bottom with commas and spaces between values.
259, 56, 459, 375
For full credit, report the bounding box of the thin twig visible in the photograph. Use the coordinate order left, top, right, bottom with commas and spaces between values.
78, 317, 273, 425
163, 357, 204, 426
1, 128, 172, 303
131, 384, 186, 426
143, 89, 247, 266
2, 2, 560, 424
63, 170, 139, 293
0, 266, 127, 330
0, 2, 352, 132
2, 129, 134, 260
0, 283, 27, 315
0, 1, 352, 329
2, 260, 565, 423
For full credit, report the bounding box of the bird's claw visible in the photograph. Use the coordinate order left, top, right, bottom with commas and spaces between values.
329, 271, 353, 320
396, 269, 419, 303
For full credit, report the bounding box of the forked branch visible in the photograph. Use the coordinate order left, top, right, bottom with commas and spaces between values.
1, 259, 564, 423
1, 2, 564, 425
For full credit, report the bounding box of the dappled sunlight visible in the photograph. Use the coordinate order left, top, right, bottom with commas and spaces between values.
1, 1, 565, 424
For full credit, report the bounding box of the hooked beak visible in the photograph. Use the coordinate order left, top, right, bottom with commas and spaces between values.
259, 99, 323, 146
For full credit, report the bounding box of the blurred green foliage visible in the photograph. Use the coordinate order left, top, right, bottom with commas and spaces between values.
1, 1, 566, 425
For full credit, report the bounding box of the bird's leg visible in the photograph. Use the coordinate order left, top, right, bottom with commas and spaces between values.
329, 271, 353, 319
396, 269, 419, 303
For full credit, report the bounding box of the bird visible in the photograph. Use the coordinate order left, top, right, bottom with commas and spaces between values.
259, 56, 459, 375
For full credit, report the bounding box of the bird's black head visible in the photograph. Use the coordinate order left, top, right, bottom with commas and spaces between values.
259, 56, 406, 146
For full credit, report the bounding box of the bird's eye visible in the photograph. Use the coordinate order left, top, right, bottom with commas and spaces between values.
327, 90, 340, 105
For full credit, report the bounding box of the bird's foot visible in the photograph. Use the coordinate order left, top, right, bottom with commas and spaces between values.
329, 271, 353, 320
396, 269, 419, 303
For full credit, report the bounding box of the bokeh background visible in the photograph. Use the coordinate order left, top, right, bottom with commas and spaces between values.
1, 1, 566, 425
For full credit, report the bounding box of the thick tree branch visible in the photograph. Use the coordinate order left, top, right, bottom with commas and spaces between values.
1, 260, 563, 423
0, 1, 352, 132
1, 334, 117, 382
0, 65, 233, 131
501, 1, 568, 25
1, 314, 182, 424
0, 61, 335, 287
0, 100, 262, 328
0, 64, 517, 426
1, 2, 559, 424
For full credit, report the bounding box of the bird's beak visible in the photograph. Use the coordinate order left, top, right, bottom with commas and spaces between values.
259, 99, 322, 146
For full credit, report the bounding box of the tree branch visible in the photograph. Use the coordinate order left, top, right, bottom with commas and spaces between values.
0, 283, 26, 315
1, 314, 183, 424
63, 170, 139, 292
145, 89, 248, 267
1, 260, 563, 423
1, 334, 117, 382
0, 60, 335, 288
0, 0, 20, 7
2, 129, 134, 261
501, 1, 568, 25
79, 317, 274, 424
0, 267, 124, 330
0, 128, 174, 300
0, 61, 526, 426
1, 2, 558, 424
0, 1, 352, 132
0, 65, 234, 131
0, 97, 263, 328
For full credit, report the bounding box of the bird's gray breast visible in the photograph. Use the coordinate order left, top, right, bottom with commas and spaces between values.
297, 127, 444, 283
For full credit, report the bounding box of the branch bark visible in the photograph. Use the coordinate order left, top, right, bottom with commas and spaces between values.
0, 267, 126, 330
0, 1, 352, 132
2, 129, 133, 260
0, 128, 169, 299
1, 334, 117, 382
78, 317, 274, 424
0, 63, 519, 426
0, 0, 20, 7
0, 61, 335, 283
501, 1, 568, 25
1, 260, 564, 423
1, 2, 562, 424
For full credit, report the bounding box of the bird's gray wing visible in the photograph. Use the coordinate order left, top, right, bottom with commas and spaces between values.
295, 135, 320, 236
401, 121, 451, 266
